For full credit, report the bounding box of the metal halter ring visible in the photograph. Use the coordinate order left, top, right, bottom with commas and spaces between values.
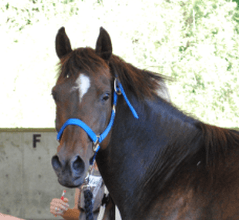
114, 78, 122, 95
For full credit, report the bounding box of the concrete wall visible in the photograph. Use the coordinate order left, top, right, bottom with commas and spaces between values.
0, 129, 76, 220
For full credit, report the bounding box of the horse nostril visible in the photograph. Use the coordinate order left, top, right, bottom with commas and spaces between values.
72, 155, 85, 174
52, 155, 62, 171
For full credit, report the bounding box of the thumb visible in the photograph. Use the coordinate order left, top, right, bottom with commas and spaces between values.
63, 197, 69, 203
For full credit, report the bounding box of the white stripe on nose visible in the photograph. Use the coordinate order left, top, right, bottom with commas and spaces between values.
74, 74, 91, 103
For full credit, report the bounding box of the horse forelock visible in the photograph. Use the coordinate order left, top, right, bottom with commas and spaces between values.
57, 47, 110, 80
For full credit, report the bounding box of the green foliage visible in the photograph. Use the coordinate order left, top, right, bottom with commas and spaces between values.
1, 0, 88, 33
0, 0, 239, 128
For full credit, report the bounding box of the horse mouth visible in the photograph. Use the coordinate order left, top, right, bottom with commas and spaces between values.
57, 174, 85, 188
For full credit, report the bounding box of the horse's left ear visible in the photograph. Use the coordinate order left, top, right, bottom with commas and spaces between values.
95, 27, 112, 61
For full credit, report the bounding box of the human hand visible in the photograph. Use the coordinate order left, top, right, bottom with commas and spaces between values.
50, 197, 69, 216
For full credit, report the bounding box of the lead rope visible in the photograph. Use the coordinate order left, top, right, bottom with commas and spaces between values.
81, 162, 95, 220
83, 188, 94, 220
82, 185, 108, 220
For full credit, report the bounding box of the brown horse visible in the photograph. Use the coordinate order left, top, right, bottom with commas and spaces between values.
51, 26, 239, 220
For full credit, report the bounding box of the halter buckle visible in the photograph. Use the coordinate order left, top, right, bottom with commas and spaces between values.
81, 184, 91, 191
93, 135, 100, 152
81, 163, 94, 189
113, 104, 116, 113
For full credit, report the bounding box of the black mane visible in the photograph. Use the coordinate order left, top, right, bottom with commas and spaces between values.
109, 54, 168, 100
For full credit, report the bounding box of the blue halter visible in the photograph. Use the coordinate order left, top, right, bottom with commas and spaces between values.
56, 78, 139, 165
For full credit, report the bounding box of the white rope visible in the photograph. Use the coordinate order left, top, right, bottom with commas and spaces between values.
97, 187, 122, 220
97, 186, 108, 220
115, 206, 121, 220
97, 204, 106, 220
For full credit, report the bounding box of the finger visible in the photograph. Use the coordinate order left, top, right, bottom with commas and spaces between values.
50, 206, 65, 215
51, 199, 68, 207
50, 206, 58, 214
52, 203, 69, 212
56, 210, 64, 215
50, 198, 62, 206
57, 201, 69, 209
58, 199, 70, 209
51, 197, 68, 204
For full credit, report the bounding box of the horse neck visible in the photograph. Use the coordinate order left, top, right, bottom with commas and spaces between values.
97, 94, 204, 217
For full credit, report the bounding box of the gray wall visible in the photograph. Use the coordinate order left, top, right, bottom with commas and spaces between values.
0, 129, 76, 220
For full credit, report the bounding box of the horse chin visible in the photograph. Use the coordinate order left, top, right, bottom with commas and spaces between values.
57, 174, 85, 188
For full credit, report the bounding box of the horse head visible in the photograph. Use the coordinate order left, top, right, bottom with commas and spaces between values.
51, 27, 113, 187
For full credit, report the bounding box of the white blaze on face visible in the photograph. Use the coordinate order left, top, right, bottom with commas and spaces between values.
74, 74, 91, 103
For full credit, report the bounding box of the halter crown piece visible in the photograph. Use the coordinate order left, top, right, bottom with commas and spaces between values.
57, 77, 139, 168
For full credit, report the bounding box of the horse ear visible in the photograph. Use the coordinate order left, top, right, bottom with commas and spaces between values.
55, 27, 72, 59
95, 27, 112, 61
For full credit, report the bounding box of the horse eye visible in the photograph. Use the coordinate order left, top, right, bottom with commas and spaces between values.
102, 93, 110, 102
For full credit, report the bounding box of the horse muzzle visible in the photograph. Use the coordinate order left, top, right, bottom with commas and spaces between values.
51, 154, 86, 187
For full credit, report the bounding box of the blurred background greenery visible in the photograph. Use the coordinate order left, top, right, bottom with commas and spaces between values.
1, 0, 239, 128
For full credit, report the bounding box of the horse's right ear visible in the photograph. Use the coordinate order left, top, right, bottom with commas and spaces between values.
95, 27, 112, 61
55, 27, 72, 59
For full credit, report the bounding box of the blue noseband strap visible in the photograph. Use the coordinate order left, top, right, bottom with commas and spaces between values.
57, 92, 118, 143
57, 92, 118, 144
56, 78, 138, 164
57, 118, 98, 143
